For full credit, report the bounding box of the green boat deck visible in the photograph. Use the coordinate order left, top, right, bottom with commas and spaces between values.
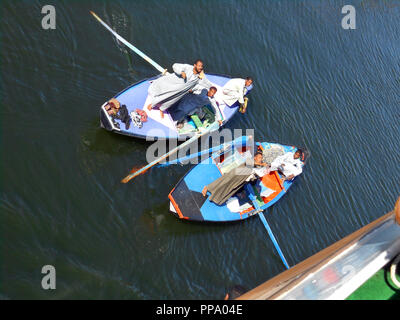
347, 260, 400, 300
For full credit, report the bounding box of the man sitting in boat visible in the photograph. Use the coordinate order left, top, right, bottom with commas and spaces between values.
171, 86, 224, 129
268, 149, 305, 181
146, 60, 213, 118
201, 151, 268, 206
221, 77, 253, 107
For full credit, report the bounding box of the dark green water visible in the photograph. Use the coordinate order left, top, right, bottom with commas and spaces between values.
1, 0, 399, 299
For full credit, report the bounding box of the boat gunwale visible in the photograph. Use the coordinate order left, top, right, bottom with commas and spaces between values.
101, 73, 239, 140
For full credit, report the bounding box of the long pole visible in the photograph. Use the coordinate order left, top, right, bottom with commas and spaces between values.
90, 11, 166, 74
245, 184, 290, 269
157, 136, 250, 167
121, 122, 219, 183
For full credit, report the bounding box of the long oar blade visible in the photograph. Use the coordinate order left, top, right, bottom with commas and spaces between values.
90, 11, 166, 74
121, 123, 219, 183
121, 149, 171, 183
121, 165, 151, 183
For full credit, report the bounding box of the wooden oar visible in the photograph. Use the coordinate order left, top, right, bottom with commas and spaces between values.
121, 122, 219, 183
157, 136, 250, 167
245, 184, 290, 269
90, 11, 167, 74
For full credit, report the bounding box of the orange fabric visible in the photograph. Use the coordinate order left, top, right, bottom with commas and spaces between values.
240, 205, 255, 216
238, 145, 286, 215
239, 172, 284, 215
273, 171, 285, 191
261, 172, 283, 203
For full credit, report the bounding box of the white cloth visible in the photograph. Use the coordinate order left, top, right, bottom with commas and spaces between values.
270, 152, 303, 178
192, 78, 214, 93
253, 166, 269, 178
148, 63, 212, 111
226, 196, 252, 213
260, 187, 275, 198
221, 78, 248, 106
245, 166, 269, 182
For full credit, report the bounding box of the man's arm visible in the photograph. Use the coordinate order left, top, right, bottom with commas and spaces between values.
172, 63, 190, 78
238, 86, 246, 104
290, 162, 303, 177
270, 154, 286, 171
209, 98, 224, 124
198, 76, 213, 89
282, 160, 303, 180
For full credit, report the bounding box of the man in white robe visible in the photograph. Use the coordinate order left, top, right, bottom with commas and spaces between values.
269, 149, 304, 181
146, 60, 213, 118
221, 77, 253, 106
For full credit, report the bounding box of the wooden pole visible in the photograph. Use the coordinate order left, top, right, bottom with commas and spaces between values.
121, 122, 219, 183
90, 11, 166, 74
395, 196, 400, 225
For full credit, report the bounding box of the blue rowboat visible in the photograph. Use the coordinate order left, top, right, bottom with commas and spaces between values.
100, 73, 243, 140
168, 137, 306, 222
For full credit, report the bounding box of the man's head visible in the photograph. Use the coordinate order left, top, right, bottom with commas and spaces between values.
245, 76, 253, 87
193, 59, 204, 74
254, 151, 263, 163
207, 86, 217, 98
294, 149, 304, 160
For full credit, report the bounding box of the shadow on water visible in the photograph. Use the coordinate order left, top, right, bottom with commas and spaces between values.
139, 200, 251, 237
80, 124, 150, 155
